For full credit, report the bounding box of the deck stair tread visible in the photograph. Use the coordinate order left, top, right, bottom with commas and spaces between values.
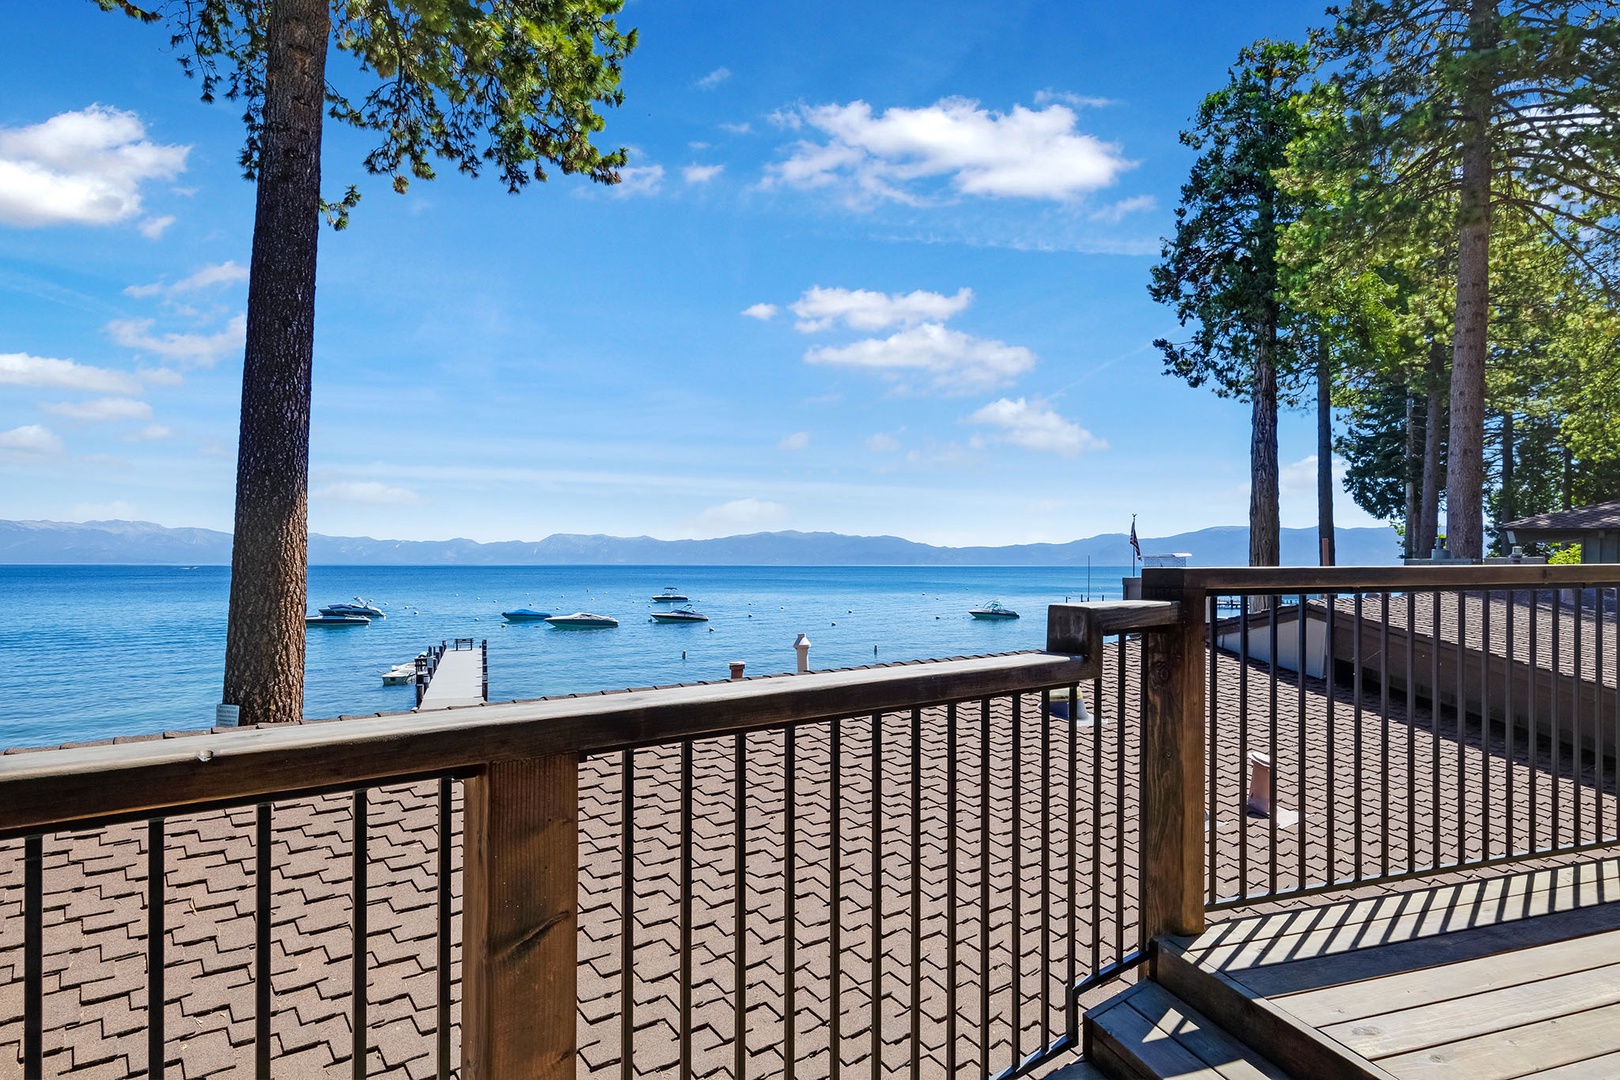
1085, 981, 1291, 1080
1100, 861, 1620, 1080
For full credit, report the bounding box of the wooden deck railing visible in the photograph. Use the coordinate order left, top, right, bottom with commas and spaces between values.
8, 562, 1620, 1078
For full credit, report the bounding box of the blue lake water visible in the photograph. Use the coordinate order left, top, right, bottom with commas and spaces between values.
0, 563, 1131, 750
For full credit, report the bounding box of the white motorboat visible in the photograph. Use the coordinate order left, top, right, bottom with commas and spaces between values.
968, 601, 1020, 620
501, 608, 552, 622
320, 599, 384, 618
652, 587, 689, 602
649, 607, 708, 623
307, 613, 370, 626
545, 612, 619, 628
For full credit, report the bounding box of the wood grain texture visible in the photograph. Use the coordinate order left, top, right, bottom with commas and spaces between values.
1140, 605, 1206, 940
462, 754, 578, 1080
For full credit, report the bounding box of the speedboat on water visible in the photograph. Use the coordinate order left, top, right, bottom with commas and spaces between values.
649, 607, 709, 623
381, 661, 419, 685
501, 608, 552, 622
969, 601, 1020, 620
320, 599, 384, 618
545, 612, 619, 628
307, 613, 371, 626
651, 587, 689, 602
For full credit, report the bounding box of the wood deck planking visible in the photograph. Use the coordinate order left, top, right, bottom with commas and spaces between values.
1177, 859, 1620, 978
1374, 997, 1620, 1078
418, 647, 483, 709
1282, 926, 1620, 1028
1315, 956, 1620, 1057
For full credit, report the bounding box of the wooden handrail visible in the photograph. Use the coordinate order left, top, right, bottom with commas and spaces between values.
0, 651, 1088, 836
1149, 563, 1620, 594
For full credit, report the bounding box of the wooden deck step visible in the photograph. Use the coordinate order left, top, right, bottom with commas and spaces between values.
1083, 980, 1292, 1080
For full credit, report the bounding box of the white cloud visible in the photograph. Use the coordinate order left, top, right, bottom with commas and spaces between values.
719, 121, 753, 135
0, 106, 189, 227
0, 424, 63, 455
1089, 194, 1156, 223
125, 424, 173, 442
0, 352, 140, 394
312, 481, 424, 505
866, 433, 901, 452
41, 397, 152, 422
696, 497, 788, 529
683, 163, 724, 184
138, 214, 175, 239
1033, 89, 1117, 109
805, 323, 1035, 394
765, 97, 1134, 205
697, 67, 732, 90
791, 285, 972, 332
105, 313, 245, 368
610, 164, 664, 197
968, 397, 1104, 456
778, 431, 810, 451
125, 260, 249, 299
742, 303, 778, 321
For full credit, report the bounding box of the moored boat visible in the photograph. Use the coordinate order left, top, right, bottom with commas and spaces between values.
320, 599, 384, 618
501, 608, 552, 622
968, 601, 1019, 620
307, 613, 371, 626
652, 587, 689, 602
545, 612, 619, 628
649, 607, 709, 623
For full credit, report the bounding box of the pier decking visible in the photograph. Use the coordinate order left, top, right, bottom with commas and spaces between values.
415, 641, 485, 710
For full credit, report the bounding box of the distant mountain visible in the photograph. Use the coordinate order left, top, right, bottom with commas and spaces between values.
0, 518, 1403, 566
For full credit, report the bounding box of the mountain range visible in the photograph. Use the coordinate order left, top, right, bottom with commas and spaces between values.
0, 519, 1403, 566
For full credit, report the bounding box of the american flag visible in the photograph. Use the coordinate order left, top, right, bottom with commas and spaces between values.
1129, 516, 1141, 559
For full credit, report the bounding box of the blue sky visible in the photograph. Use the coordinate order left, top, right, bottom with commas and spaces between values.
0, 0, 1383, 547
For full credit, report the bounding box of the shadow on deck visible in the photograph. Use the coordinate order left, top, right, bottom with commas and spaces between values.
1087, 857, 1620, 1079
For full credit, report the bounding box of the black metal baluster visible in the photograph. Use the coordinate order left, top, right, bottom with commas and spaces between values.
1406, 595, 1417, 873
1380, 592, 1391, 878
1530, 595, 1541, 853
1041, 689, 1053, 1048
1065, 682, 1079, 1043
1575, 590, 1586, 846
871, 713, 883, 1080
1553, 592, 1563, 850
1482, 595, 1493, 859
621, 752, 635, 1080
149, 819, 166, 1079
735, 733, 747, 1080
1298, 593, 1309, 891
1011, 692, 1023, 1069
946, 704, 958, 1078
680, 741, 694, 1080
1268, 600, 1279, 896
910, 707, 922, 1080
1456, 593, 1468, 863
1089, 677, 1101, 984
256, 803, 273, 1079
24, 833, 43, 1080
1353, 594, 1364, 879
1431, 592, 1442, 868
1239, 596, 1250, 899
979, 697, 991, 1079
437, 778, 452, 1080
1114, 643, 1127, 961
1208, 596, 1220, 903
830, 720, 843, 1080
353, 790, 369, 1079
1506, 594, 1517, 856
1327, 593, 1338, 885
784, 729, 797, 1076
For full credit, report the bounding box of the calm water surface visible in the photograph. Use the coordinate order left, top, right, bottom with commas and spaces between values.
0, 564, 1129, 750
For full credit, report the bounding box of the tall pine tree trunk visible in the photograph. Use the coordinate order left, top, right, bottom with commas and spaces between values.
1447, 0, 1497, 560
1250, 338, 1280, 569
1405, 392, 1422, 559
1499, 410, 1514, 551
1419, 344, 1446, 557
1316, 336, 1335, 566
222, 0, 331, 723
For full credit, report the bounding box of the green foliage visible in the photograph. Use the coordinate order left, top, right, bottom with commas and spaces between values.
106, 0, 637, 207
1149, 39, 1318, 402
1548, 543, 1582, 565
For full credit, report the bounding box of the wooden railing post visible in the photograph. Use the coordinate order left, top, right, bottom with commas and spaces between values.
1141, 572, 1207, 940
462, 754, 579, 1080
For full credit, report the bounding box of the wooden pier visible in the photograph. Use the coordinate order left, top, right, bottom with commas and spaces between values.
416, 638, 486, 709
